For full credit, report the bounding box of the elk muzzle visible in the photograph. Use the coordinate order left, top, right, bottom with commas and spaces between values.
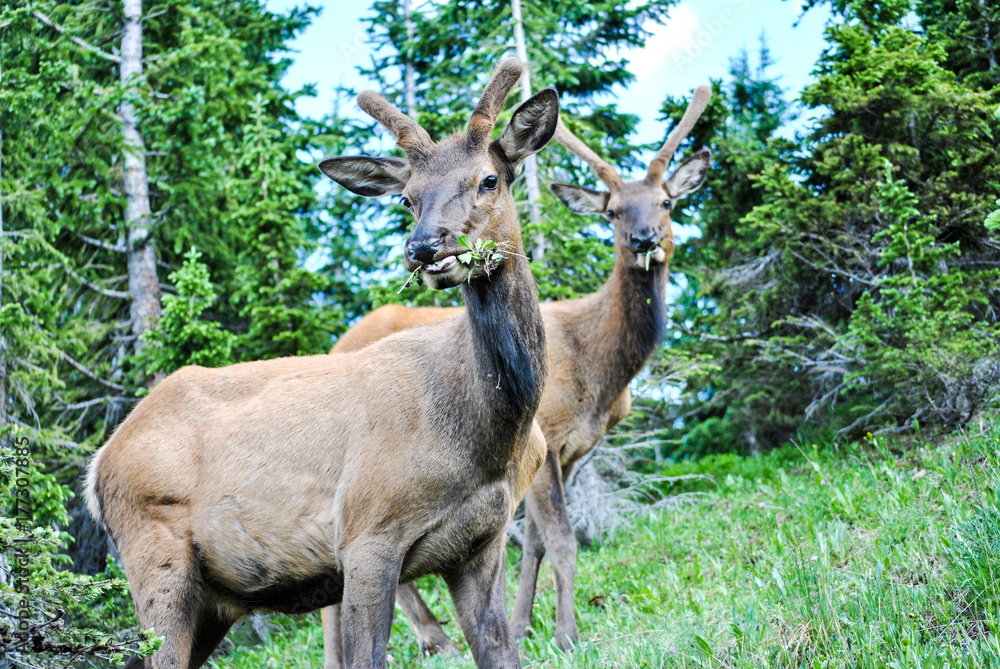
405, 224, 467, 289
628, 225, 658, 253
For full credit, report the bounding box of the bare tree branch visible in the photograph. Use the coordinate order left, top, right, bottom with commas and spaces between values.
32, 11, 122, 63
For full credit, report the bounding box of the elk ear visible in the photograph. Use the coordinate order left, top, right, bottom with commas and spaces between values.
665, 148, 711, 199
550, 183, 610, 215
494, 88, 559, 166
318, 157, 410, 197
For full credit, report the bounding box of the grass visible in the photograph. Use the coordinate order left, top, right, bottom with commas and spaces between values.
209, 423, 1000, 668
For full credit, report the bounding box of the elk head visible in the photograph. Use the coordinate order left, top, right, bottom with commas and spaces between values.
550, 85, 712, 269
319, 59, 559, 289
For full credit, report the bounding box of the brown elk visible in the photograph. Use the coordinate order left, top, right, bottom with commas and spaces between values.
319, 86, 713, 661
84, 58, 558, 669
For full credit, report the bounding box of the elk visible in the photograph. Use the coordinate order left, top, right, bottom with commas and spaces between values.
319, 86, 713, 662
84, 58, 558, 669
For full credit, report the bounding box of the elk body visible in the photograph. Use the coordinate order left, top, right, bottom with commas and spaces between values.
85, 59, 558, 669
320, 87, 713, 660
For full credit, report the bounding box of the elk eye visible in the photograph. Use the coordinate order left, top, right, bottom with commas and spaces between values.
400, 196, 412, 210
662, 199, 672, 209
481, 175, 499, 190
606, 209, 618, 219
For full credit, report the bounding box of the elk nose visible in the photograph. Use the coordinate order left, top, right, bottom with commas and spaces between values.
629, 227, 657, 252
406, 232, 444, 265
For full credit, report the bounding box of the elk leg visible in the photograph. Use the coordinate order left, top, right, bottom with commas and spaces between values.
340, 546, 401, 669
444, 538, 521, 669
188, 607, 238, 668
395, 581, 459, 656
509, 507, 543, 639
117, 523, 209, 669
545, 459, 580, 650
511, 447, 579, 648
321, 605, 345, 669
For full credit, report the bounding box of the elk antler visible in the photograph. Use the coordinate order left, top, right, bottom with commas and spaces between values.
466, 58, 525, 152
358, 90, 434, 161
645, 84, 711, 184
553, 118, 623, 190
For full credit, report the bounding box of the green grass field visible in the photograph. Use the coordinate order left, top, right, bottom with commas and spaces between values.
209, 423, 1000, 668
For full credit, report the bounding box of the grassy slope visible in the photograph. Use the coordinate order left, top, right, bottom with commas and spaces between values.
210, 424, 1000, 668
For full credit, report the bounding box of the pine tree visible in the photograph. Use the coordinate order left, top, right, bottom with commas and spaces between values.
660, 9, 1000, 453
228, 95, 339, 360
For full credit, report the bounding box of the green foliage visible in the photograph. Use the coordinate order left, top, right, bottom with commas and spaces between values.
136, 248, 237, 376
987, 199, 1000, 231
227, 95, 339, 359
659, 16, 1000, 455
951, 504, 1000, 615
834, 163, 1000, 429
1, 431, 155, 667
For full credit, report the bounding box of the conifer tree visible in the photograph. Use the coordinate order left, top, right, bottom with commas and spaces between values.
659, 9, 1000, 453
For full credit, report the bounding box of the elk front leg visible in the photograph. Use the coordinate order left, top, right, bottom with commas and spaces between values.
509, 507, 542, 639
510, 450, 579, 649
395, 582, 459, 656
340, 544, 402, 669
444, 538, 521, 669
322, 585, 456, 667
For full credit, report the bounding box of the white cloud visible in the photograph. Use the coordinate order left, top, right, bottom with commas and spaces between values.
621, 3, 700, 82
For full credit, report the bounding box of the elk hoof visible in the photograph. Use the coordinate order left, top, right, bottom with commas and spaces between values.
510, 619, 532, 641
419, 634, 460, 656
553, 628, 578, 652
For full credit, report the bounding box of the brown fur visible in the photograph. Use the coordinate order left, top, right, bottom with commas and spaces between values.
86, 59, 559, 669
317, 87, 713, 662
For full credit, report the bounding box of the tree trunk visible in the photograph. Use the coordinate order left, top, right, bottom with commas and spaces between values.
510, 0, 545, 260
403, 0, 417, 120
979, 0, 998, 72
121, 0, 160, 352
1, 41, 7, 432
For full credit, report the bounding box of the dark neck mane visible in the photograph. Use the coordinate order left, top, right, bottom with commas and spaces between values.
462, 253, 546, 412
434, 248, 546, 473
580, 249, 668, 412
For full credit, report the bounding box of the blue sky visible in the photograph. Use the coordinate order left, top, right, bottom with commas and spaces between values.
266, 0, 832, 156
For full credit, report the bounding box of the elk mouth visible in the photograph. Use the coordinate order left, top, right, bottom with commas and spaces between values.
633, 245, 666, 267
421, 255, 459, 274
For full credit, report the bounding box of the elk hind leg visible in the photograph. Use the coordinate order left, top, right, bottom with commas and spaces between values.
116, 521, 224, 669
512, 450, 579, 649
395, 581, 459, 656
444, 538, 519, 668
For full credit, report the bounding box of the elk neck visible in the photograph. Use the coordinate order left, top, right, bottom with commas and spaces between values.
579, 248, 668, 412
434, 247, 546, 473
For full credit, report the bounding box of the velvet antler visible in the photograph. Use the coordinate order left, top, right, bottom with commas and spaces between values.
357, 90, 434, 161
645, 84, 711, 184
553, 118, 623, 191
466, 58, 525, 153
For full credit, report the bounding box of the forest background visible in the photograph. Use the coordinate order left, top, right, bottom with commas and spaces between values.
1, 0, 998, 666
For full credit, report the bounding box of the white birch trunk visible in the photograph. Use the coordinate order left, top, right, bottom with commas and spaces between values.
979, 0, 998, 70
511, 0, 546, 260
121, 0, 160, 350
